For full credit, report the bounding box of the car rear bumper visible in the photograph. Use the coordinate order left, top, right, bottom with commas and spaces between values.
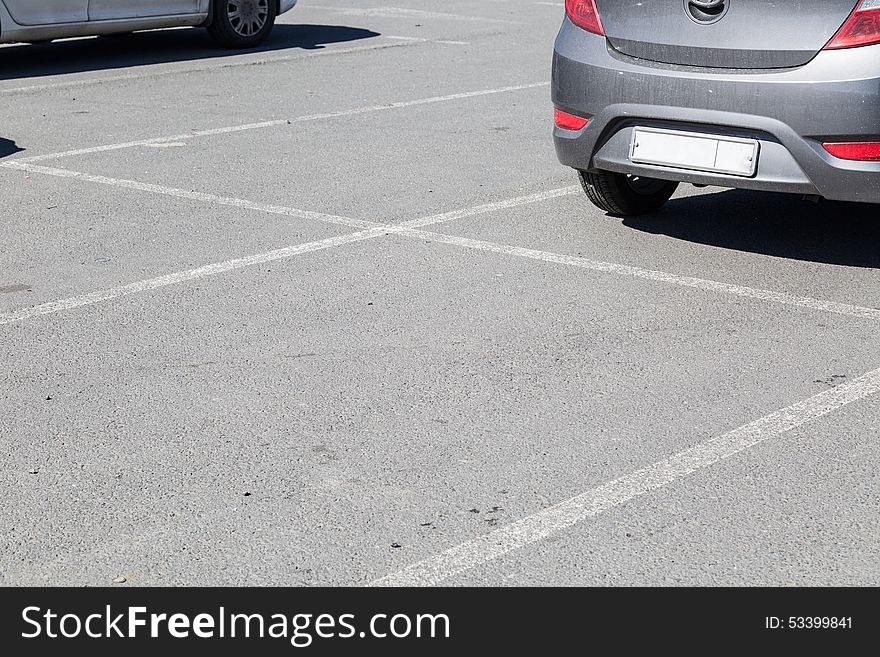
552, 20, 880, 204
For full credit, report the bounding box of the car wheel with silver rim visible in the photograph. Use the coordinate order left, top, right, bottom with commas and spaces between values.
208, 0, 277, 48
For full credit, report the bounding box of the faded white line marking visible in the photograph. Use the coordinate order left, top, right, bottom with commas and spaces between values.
15, 82, 550, 163
369, 366, 880, 586
0, 184, 573, 326
0, 38, 438, 96
385, 36, 470, 46
397, 229, 880, 321
0, 230, 388, 327
17, 120, 291, 163
7, 156, 878, 323
304, 5, 522, 24
400, 190, 578, 230
143, 142, 186, 149
290, 82, 550, 123
396, 187, 580, 231
2, 162, 374, 230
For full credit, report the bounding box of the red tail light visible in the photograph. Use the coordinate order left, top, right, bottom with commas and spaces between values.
824, 0, 880, 49
554, 109, 590, 131
822, 142, 880, 161
565, 0, 605, 36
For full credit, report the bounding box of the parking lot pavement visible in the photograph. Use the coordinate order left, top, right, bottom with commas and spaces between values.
1, 0, 878, 586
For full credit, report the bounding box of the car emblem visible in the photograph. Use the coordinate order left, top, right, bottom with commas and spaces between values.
684, 0, 730, 24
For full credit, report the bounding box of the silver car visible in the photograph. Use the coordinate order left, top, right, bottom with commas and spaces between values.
553, 0, 880, 215
0, 0, 298, 49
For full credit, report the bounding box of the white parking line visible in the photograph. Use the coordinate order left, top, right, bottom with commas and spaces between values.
7, 159, 880, 323
0, 229, 389, 327
397, 229, 880, 321
13, 120, 295, 163
304, 5, 523, 25
0, 37, 461, 96
14, 82, 550, 163
369, 364, 880, 586
386, 36, 471, 46
0, 41, 409, 96
291, 82, 550, 122
2, 162, 374, 230
0, 185, 573, 327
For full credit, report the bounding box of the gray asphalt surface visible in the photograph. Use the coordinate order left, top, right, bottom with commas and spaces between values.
2, 0, 879, 587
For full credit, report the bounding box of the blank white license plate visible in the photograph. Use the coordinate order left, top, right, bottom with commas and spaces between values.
630, 127, 759, 177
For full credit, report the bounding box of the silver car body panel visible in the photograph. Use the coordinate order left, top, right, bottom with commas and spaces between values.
0, 0, 298, 43
553, 18, 880, 204
3, 0, 88, 25
88, 1, 204, 21
595, 0, 858, 69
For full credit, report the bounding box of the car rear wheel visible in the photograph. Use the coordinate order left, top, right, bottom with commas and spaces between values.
578, 170, 679, 216
208, 0, 277, 48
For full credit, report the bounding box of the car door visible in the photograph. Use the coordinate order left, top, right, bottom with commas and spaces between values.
87, 1, 203, 21
2, 0, 89, 25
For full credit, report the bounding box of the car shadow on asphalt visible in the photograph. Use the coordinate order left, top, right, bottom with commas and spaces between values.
0, 138, 24, 158
0, 24, 380, 81
623, 189, 880, 269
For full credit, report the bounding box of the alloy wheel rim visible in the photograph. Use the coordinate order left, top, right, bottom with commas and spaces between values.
227, 0, 269, 37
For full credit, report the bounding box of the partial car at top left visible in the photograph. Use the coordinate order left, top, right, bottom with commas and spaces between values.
0, 0, 299, 48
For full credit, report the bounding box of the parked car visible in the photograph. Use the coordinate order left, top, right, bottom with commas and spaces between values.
553, 0, 880, 215
0, 0, 298, 48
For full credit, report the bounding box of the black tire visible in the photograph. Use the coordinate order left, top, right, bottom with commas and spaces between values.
208, 0, 277, 49
578, 170, 679, 216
